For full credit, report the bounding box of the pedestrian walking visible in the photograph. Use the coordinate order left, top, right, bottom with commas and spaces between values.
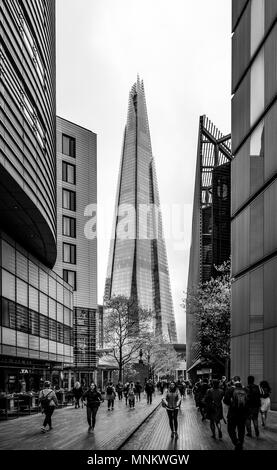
145, 379, 155, 404
82, 383, 102, 432
39, 380, 58, 433
204, 379, 224, 439
245, 376, 261, 438
224, 376, 248, 450
72, 381, 83, 409
199, 378, 210, 421
116, 382, 123, 401
162, 382, 181, 438
123, 382, 130, 405
134, 381, 142, 401
106, 381, 116, 411
259, 380, 271, 428
128, 382, 136, 408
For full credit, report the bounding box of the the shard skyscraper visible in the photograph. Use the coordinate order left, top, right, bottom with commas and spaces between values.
104, 77, 177, 343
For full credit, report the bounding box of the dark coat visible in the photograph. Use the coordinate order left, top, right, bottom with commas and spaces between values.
204, 388, 224, 422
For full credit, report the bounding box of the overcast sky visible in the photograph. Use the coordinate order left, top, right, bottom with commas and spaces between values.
56, 0, 231, 344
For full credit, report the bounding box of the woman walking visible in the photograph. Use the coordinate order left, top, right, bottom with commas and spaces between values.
82, 383, 102, 431
259, 380, 271, 428
39, 380, 58, 433
204, 379, 224, 439
128, 382, 136, 409
162, 382, 181, 438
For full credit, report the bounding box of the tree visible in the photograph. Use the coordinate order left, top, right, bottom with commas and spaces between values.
145, 335, 179, 380
103, 295, 153, 382
184, 260, 231, 377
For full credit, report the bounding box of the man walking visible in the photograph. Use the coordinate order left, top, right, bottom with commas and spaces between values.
145, 379, 155, 404
245, 376, 261, 438
224, 376, 248, 450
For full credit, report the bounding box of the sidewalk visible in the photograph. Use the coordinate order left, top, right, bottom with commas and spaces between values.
122, 395, 277, 450
0, 393, 161, 450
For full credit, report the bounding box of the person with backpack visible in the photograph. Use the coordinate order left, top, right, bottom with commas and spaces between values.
224, 376, 248, 450
145, 379, 155, 404
39, 380, 58, 433
128, 382, 136, 408
259, 380, 271, 428
245, 375, 261, 438
105, 381, 116, 411
198, 378, 210, 421
204, 379, 224, 439
82, 383, 102, 431
162, 382, 181, 438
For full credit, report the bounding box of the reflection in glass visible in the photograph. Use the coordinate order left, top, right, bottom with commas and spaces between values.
251, 49, 264, 126
251, 0, 265, 57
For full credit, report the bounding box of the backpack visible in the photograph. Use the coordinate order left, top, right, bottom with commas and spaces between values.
232, 388, 247, 409
40, 391, 52, 410
106, 385, 114, 395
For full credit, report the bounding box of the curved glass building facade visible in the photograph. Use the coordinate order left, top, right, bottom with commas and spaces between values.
0, 0, 56, 267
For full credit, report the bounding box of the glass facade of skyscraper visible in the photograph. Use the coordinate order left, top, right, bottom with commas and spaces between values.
105, 78, 177, 343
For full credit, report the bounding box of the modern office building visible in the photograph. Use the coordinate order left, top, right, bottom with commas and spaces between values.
55, 117, 97, 387
0, 0, 74, 392
186, 116, 232, 380
104, 77, 177, 343
231, 0, 277, 409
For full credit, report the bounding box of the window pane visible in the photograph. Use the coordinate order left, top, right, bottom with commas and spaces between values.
62, 134, 76, 157
2, 270, 16, 301
29, 310, 39, 336
40, 315, 48, 338
251, 0, 265, 57
251, 49, 264, 126
16, 251, 28, 280
40, 292, 48, 316
29, 286, 39, 311
16, 305, 29, 333
49, 319, 57, 341
16, 278, 28, 307
62, 190, 76, 211
63, 244, 71, 263
2, 241, 15, 273
67, 164, 75, 184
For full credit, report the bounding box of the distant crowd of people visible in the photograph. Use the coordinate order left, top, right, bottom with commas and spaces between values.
192, 375, 271, 450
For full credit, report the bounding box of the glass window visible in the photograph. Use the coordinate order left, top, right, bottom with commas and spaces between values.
57, 323, 64, 343
1, 298, 16, 329
16, 305, 29, 333
63, 243, 76, 264
49, 276, 57, 299
64, 326, 71, 345
2, 270, 16, 301
39, 269, 48, 294
251, 0, 265, 57
62, 189, 76, 211
16, 251, 28, 280
40, 292, 48, 316
250, 120, 264, 157
29, 261, 39, 288
40, 315, 48, 338
62, 134, 76, 157
49, 319, 57, 342
29, 310, 39, 336
16, 278, 28, 307
29, 286, 39, 312
63, 270, 77, 291
49, 298, 56, 320
63, 216, 76, 238
62, 161, 76, 184
251, 49, 264, 126
57, 303, 63, 323
2, 241, 15, 273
